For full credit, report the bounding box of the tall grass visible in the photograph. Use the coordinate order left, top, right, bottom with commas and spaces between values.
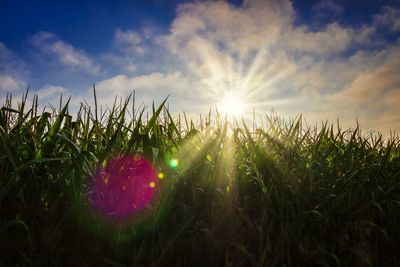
1, 91, 399, 266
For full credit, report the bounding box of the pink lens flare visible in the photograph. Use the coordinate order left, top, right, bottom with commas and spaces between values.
88, 155, 158, 221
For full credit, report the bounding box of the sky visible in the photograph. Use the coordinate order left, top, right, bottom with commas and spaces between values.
1, 0, 400, 135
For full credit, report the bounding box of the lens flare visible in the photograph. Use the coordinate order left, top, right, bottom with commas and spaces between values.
169, 159, 179, 168
88, 155, 158, 221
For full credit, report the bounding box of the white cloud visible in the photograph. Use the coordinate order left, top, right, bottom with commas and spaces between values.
96, 72, 184, 96
93, 71, 190, 110
167, 0, 293, 56
283, 22, 353, 54
36, 85, 68, 100
0, 75, 26, 92
30, 31, 100, 74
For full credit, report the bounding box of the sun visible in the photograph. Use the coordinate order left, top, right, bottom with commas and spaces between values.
217, 92, 246, 118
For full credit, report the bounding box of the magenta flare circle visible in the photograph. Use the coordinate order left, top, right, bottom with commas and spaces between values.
89, 155, 158, 221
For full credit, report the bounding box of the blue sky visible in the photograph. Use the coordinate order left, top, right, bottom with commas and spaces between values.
1, 0, 400, 134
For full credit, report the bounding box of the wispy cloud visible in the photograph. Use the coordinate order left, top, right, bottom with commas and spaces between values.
0, 42, 14, 63
312, 0, 344, 24
102, 27, 178, 75
0, 42, 27, 92
102, 53, 139, 73
30, 32, 100, 74
36, 84, 68, 100
100, 29, 152, 74
114, 28, 141, 45
373, 6, 400, 32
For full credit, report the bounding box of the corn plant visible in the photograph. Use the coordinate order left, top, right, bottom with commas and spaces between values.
0, 90, 399, 266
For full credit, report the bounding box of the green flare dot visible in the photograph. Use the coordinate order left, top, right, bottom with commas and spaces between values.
169, 159, 179, 168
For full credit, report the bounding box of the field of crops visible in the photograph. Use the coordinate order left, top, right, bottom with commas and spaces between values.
1, 91, 399, 266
